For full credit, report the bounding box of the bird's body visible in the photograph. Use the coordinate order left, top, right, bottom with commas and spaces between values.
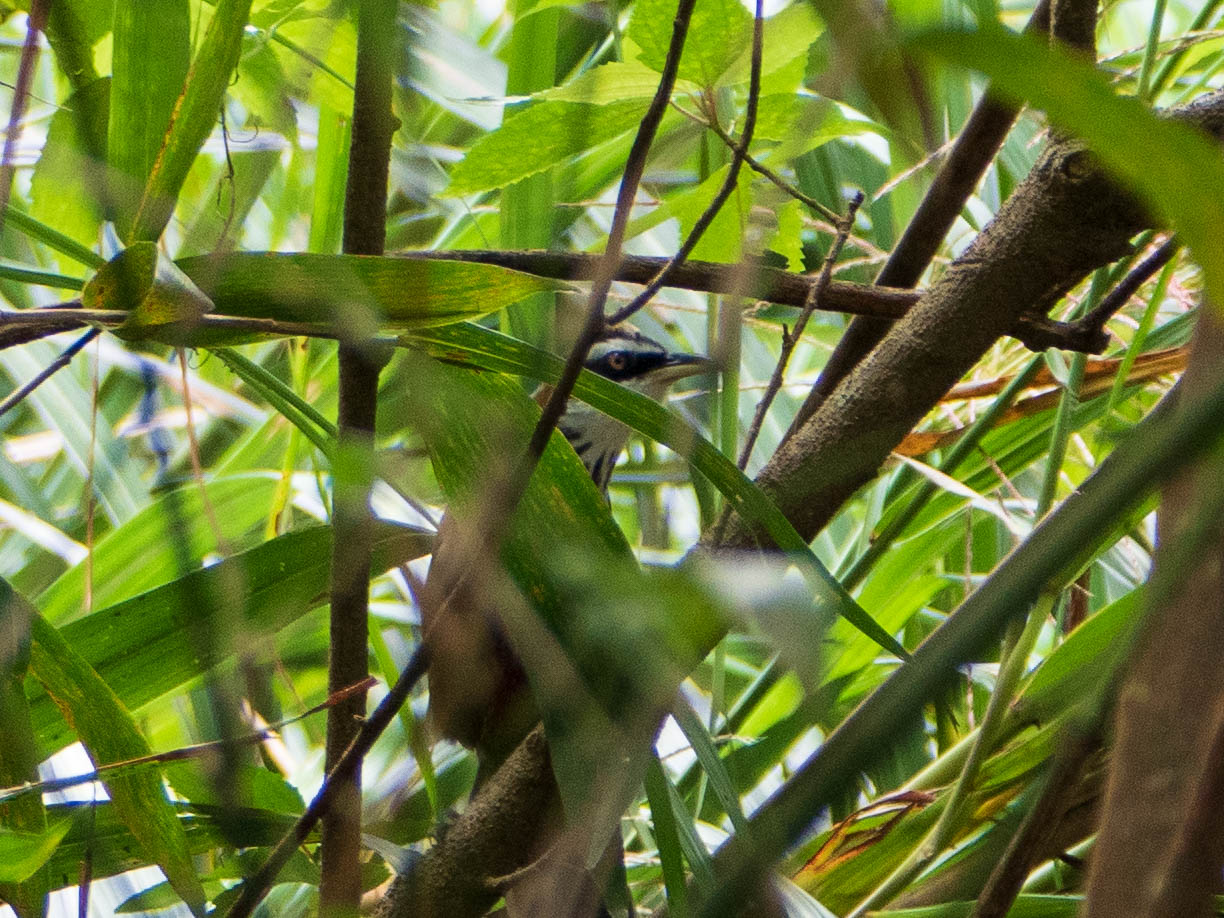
424, 325, 712, 756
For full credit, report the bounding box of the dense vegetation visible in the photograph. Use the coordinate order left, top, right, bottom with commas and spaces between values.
1, 0, 1222, 916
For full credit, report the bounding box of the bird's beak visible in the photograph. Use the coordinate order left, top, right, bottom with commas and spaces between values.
655, 352, 718, 383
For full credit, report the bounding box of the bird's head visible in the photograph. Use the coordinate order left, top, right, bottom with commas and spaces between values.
554, 325, 714, 492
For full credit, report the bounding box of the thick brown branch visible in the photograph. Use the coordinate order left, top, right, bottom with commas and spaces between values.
712, 90, 1224, 551
785, 0, 1053, 435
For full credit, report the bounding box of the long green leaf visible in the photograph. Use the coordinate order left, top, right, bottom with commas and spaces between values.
28, 77, 110, 267
29, 523, 433, 754
36, 475, 282, 625
16, 583, 208, 914
108, 0, 191, 237
403, 323, 907, 659
173, 252, 566, 332
446, 100, 649, 196
129, 0, 255, 242
0, 820, 72, 885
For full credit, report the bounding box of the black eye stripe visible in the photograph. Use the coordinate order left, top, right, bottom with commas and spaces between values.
587, 350, 668, 381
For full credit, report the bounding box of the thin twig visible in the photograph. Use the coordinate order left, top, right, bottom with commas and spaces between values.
0, 0, 51, 232
738, 193, 864, 470
223, 646, 430, 918
699, 114, 840, 223
0, 327, 98, 420
606, 0, 765, 327
510, 0, 701, 521
1077, 236, 1180, 333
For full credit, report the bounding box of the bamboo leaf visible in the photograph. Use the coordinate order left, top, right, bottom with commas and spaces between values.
16, 582, 209, 914
0, 819, 72, 885
174, 253, 565, 335
28, 523, 433, 753
628, 0, 751, 86
446, 100, 649, 196
107, 0, 191, 236
129, 0, 256, 242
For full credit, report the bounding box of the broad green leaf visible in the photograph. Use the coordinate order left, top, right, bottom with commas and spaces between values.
29, 77, 110, 266
0, 819, 72, 885
718, 1, 825, 87
171, 253, 566, 337
36, 475, 283, 625
402, 323, 907, 659
676, 165, 755, 263
446, 100, 649, 197
540, 60, 698, 104
616, 164, 753, 260
29, 523, 433, 753
628, 0, 752, 86
82, 242, 213, 342
129, 0, 256, 243
20, 584, 208, 914
914, 26, 1224, 309
107, 0, 191, 237
163, 760, 305, 815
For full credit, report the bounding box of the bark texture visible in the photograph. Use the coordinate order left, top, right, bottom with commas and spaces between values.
714, 90, 1224, 548
379, 87, 1224, 918
1082, 308, 1224, 918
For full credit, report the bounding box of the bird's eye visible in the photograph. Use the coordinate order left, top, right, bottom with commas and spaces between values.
606, 351, 629, 372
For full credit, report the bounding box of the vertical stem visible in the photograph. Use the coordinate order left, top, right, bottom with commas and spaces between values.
321, 0, 397, 913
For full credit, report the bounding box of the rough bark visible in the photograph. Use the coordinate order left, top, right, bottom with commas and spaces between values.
1082, 307, 1224, 918
713, 90, 1224, 549
379, 84, 1224, 918
374, 726, 563, 918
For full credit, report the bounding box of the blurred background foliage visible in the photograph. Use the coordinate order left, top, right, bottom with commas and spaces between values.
0, 0, 1220, 914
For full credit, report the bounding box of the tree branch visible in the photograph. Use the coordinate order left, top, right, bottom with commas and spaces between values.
783, 0, 1052, 437
713, 89, 1224, 551
320, 0, 398, 913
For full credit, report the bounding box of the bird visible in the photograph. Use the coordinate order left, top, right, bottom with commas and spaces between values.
546, 324, 715, 492
423, 323, 714, 756
403, 324, 713, 918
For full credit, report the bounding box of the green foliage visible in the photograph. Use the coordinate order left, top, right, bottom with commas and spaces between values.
0, 0, 1218, 915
